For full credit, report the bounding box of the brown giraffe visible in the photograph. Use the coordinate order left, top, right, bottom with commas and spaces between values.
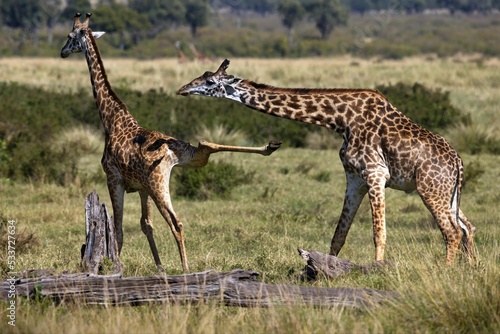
188, 43, 212, 63
61, 15, 281, 273
176, 59, 476, 264
174, 41, 189, 64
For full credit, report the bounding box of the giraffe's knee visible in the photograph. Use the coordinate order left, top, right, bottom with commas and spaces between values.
140, 218, 154, 236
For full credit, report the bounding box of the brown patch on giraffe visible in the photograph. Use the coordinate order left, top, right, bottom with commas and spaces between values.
321, 100, 335, 114
337, 104, 347, 114
305, 101, 318, 114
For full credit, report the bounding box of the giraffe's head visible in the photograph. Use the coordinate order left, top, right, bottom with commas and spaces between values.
176, 59, 242, 100
61, 13, 105, 58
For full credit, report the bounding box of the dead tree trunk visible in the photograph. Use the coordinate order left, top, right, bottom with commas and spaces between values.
81, 191, 122, 275
0, 269, 396, 308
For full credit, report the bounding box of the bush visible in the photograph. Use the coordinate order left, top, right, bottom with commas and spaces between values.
174, 161, 254, 200
463, 160, 485, 192
0, 82, 317, 183
446, 123, 500, 155
115, 88, 319, 148
376, 82, 470, 132
0, 82, 92, 183
1, 81, 492, 185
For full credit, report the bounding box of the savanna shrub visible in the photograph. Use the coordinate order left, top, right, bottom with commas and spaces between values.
115, 88, 319, 148
447, 123, 500, 155
463, 160, 485, 192
0, 82, 89, 183
0, 82, 317, 184
174, 161, 254, 200
375, 82, 470, 132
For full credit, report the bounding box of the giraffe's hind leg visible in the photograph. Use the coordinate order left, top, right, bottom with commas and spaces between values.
150, 187, 189, 273
459, 209, 476, 262
139, 190, 164, 272
418, 190, 463, 264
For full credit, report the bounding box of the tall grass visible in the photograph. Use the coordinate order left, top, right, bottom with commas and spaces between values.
195, 124, 248, 146
1, 57, 499, 333
1, 147, 499, 333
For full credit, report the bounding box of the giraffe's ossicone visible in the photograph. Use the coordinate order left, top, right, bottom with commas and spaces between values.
177, 59, 476, 265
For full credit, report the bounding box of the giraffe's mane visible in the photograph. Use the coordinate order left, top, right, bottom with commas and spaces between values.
243, 80, 387, 99
87, 29, 128, 112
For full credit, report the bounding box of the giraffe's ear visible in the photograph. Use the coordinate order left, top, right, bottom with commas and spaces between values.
92, 31, 106, 39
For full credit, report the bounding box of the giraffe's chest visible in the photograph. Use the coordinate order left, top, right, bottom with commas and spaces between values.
101, 141, 148, 192
102, 152, 144, 192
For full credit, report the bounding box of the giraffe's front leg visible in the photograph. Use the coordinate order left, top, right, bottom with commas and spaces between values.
330, 171, 368, 256
365, 170, 390, 262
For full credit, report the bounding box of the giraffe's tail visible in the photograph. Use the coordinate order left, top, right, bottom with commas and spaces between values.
452, 156, 476, 258
451, 157, 462, 232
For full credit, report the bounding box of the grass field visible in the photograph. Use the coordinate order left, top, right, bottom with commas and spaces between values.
1, 57, 499, 333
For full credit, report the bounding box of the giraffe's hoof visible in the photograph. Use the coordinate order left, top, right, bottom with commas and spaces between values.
267, 140, 282, 152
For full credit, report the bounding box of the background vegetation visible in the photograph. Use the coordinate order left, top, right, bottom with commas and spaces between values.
0, 78, 486, 185
1, 0, 500, 59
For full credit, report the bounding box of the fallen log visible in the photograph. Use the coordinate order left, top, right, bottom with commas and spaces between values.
0, 269, 396, 308
298, 248, 394, 280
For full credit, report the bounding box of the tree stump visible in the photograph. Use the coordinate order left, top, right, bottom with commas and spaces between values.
81, 191, 123, 275
298, 248, 393, 280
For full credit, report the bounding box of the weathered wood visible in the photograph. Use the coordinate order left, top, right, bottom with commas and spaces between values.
0, 270, 396, 308
298, 248, 394, 280
82, 191, 122, 274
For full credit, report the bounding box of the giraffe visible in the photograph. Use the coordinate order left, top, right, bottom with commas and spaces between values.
61, 15, 281, 273
188, 43, 212, 63
176, 59, 476, 265
174, 41, 189, 64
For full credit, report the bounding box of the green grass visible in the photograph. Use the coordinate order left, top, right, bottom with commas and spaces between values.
1, 148, 499, 333
0, 55, 499, 333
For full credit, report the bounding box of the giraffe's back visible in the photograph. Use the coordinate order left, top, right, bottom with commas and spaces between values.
379, 106, 461, 193
102, 127, 182, 193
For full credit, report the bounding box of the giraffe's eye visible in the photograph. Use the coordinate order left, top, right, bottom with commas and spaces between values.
206, 79, 215, 85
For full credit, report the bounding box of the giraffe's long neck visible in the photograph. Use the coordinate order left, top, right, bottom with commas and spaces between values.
228, 80, 393, 135
83, 30, 138, 132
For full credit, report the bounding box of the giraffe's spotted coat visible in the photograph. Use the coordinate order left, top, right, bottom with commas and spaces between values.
61, 16, 281, 273
177, 59, 476, 264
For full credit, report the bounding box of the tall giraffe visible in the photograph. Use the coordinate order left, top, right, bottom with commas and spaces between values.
176, 59, 476, 264
61, 15, 281, 273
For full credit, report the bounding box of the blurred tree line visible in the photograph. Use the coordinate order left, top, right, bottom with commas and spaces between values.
1, 0, 498, 51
